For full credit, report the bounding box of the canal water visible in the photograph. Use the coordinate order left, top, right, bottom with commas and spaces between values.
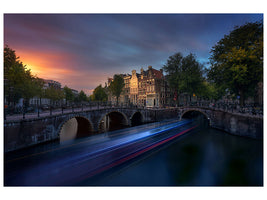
83, 127, 263, 186
4, 120, 263, 186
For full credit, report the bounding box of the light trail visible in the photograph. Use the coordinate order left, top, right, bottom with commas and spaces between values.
54, 120, 192, 166
4, 119, 198, 186
5, 119, 183, 163
85, 125, 198, 179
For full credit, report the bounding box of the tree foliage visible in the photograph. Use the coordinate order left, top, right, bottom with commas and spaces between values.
4, 45, 44, 106
163, 52, 183, 94
78, 90, 88, 102
108, 74, 125, 105
90, 84, 108, 101
163, 52, 206, 103
208, 21, 263, 105
45, 86, 64, 105
63, 86, 74, 104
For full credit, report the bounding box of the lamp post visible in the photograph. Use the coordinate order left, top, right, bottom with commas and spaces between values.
23, 100, 25, 119
37, 100, 40, 117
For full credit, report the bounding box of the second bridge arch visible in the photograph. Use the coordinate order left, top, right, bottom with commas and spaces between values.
99, 111, 129, 133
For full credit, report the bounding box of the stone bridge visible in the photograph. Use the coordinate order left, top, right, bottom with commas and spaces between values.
4, 107, 178, 152
178, 106, 263, 139
4, 106, 263, 152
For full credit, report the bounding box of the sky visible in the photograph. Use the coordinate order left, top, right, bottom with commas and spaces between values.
4, 13, 263, 95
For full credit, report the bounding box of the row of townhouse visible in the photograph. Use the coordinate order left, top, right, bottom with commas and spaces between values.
108, 66, 175, 108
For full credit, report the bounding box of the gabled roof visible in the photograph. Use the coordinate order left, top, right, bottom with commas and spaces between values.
151, 68, 163, 79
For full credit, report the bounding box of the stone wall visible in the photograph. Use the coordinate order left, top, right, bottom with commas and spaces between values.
210, 110, 263, 139
4, 117, 59, 152
180, 107, 263, 140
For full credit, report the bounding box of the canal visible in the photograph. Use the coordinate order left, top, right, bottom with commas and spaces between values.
4, 120, 263, 186
85, 127, 263, 186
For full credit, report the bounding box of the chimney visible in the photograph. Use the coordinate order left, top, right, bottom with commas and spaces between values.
148, 66, 152, 70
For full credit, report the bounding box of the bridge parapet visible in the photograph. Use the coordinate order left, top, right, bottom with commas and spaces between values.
4, 106, 263, 153
179, 106, 263, 139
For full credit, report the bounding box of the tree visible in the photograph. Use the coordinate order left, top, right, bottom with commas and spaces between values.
163, 52, 183, 105
4, 45, 43, 107
200, 81, 220, 100
91, 85, 108, 102
78, 90, 88, 102
45, 86, 64, 106
208, 21, 263, 106
4, 46, 25, 105
32, 77, 45, 106
109, 74, 125, 105
180, 53, 205, 100
63, 86, 74, 105
163, 52, 205, 104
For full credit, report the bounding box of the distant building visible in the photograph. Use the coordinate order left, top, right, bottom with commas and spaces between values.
43, 79, 61, 90
108, 66, 174, 107
71, 89, 79, 97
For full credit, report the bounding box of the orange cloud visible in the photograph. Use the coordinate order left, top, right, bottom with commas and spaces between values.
9, 47, 111, 94
16, 49, 77, 79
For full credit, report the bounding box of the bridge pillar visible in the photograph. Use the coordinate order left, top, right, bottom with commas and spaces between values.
103, 115, 110, 132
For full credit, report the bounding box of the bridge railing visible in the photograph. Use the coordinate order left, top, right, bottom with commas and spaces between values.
182, 102, 263, 117
4, 101, 111, 121
3, 101, 153, 121
4, 100, 263, 121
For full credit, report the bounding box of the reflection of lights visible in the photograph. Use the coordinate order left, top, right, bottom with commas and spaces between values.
87, 125, 198, 179
62, 120, 193, 164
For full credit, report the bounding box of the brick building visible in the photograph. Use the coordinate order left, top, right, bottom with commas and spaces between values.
108, 66, 173, 107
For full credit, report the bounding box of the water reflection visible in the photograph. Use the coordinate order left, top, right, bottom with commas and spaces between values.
167, 128, 263, 186
93, 128, 263, 186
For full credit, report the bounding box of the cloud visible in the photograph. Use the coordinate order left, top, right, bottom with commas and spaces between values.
4, 14, 263, 92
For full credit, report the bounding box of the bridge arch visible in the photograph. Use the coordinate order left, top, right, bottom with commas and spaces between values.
130, 111, 144, 126
98, 111, 129, 133
58, 115, 94, 142
180, 109, 210, 127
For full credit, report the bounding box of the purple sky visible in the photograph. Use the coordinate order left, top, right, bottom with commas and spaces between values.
4, 14, 263, 94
